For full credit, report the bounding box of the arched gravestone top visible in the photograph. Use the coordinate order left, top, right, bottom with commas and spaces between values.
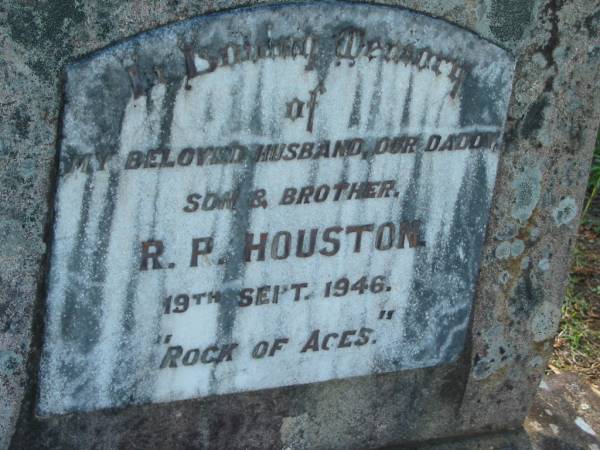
39, 1, 514, 415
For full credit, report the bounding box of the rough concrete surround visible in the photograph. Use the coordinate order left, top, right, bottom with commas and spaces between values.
1, 1, 599, 449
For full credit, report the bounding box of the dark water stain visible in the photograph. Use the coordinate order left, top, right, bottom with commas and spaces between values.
460, 70, 501, 128
105, 79, 180, 407
403, 150, 490, 365
205, 90, 215, 123
50, 48, 131, 408
371, 142, 426, 372
60, 170, 121, 406
108, 178, 145, 406
358, 140, 381, 300
366, 61, 383, 131
250, 65, 264, 135
90, 172, 121, 286
348, 72, 362, 129
109, 233, 141, 407
208, 160, 257, 393
400, 72, 414, 129
229, 69, 245, 134
156, 83, 180, 152
418, 75, 436, 128
129, 81, 182, 404
88, 66, 131, 156
61, 176, 95, 352
431, 85, 449, 131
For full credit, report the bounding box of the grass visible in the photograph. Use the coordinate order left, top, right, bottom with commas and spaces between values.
551, 129, 600, 386
583, 130, 600, 219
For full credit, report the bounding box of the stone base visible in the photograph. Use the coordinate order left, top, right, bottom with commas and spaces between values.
386, 429, 532, 450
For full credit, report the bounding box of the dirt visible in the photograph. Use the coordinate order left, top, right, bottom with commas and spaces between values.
526, 372, 600, 449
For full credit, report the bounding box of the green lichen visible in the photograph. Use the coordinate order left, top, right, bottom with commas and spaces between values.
511, 166, 542, 222
552, 197, 578, 226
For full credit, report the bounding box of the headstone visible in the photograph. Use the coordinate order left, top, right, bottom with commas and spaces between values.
38, 3, 513, 415
1, 1, 599, 449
